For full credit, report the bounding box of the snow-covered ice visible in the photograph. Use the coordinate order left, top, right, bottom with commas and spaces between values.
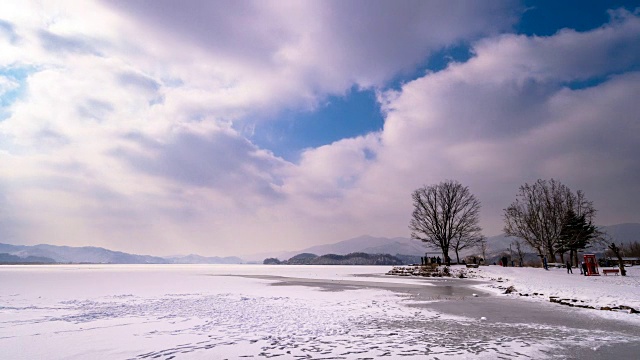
1, 264, 639, 359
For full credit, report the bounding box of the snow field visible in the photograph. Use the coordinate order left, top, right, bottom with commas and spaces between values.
1, 264, 638, 359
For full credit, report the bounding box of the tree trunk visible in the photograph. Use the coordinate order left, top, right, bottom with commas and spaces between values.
617, 255, 627, 277
568, 249, 574, 267
535, 248, 545, 267
442, 249, 451, 266
547, 249, 556, 263
559, 251, 565, 264
455, 249, 460, 264
609, 243, 627, 276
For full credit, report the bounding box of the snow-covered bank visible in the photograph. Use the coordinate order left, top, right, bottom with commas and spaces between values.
468, 265, 640, 318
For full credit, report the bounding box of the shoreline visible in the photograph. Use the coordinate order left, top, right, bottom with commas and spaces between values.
382, 264, 640, 318
464, 265, 640, 318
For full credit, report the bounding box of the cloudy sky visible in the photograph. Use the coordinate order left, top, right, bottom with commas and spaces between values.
1, 1, 639, 257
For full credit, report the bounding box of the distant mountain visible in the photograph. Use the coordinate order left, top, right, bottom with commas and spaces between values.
302, 235, 427, 256
167, 254, 243, 264
248, 233, 518, 263
600, 223, 640, 244
0, 243, 28, 254
483, 234, 517, 254
248, 223, 640, 263
0, 253, 57, 264
247, 235, 428, 261
285, 253, 319, 264
9, 244, 171, 264
263, 257, 282, 265
0, 243, 242, 264
272, 252, 404, 266
2, 223, 636, 265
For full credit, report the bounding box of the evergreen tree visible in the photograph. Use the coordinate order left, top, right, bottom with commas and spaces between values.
557, 209, 597, 266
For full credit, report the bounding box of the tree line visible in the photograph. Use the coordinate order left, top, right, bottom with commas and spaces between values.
409, 179, 628, 274
263, 252, 404, 265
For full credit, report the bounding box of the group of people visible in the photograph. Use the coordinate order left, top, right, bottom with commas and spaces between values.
565, 260, 590, 275
423, 256, 442, 265
542, 256, 590, 275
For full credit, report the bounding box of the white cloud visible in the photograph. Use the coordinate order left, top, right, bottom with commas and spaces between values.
345, 10, 640, 236
101, 0, 520, 111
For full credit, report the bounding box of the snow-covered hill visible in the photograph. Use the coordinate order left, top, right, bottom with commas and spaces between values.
0, 243, 170, 264
245, 235, 429, 262
0, 243, 241, 264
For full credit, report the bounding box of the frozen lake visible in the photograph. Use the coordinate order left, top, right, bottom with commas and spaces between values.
1, 264, 639, 359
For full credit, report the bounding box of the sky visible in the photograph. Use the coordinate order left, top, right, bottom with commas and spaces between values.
1, 1, 639, 257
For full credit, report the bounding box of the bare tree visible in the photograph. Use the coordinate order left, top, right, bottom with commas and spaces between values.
452, 233, 485, 264
627, 241, 640, 257
479, 238, 488, 264
409, 180, 483, 266
503, 179, 595, 265
513, 240, 525, 266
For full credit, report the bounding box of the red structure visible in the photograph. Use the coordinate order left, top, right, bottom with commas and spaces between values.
583, 254, 599, 276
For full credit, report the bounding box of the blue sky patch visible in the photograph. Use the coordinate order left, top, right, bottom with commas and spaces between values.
388, 43, 473, 91
248, 87, 384, 161
0, 67, 33, 120
517, 0, 640, 36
